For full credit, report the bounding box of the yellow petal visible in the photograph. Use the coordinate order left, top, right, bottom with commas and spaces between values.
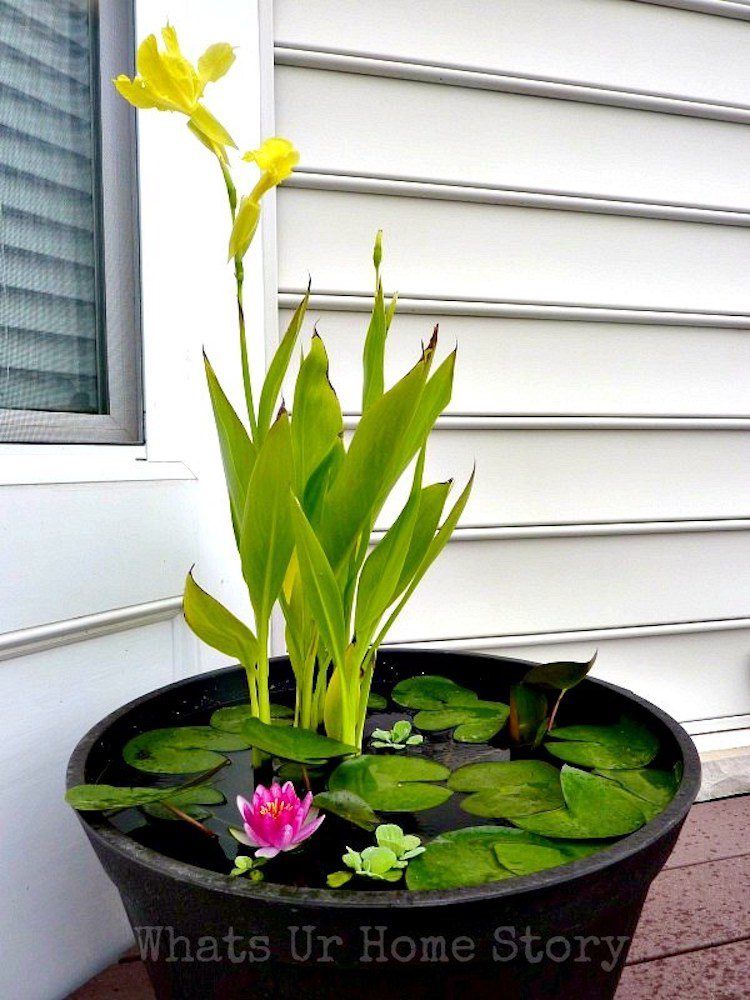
187, 118, 227, 162
112, 75, 160, 109
197, 43, 236, 86
136, 34, 190, 112
228, 196, 261, 261
161, 23, 180, 54
242, 136, 299, 183
189, 103, 237, 150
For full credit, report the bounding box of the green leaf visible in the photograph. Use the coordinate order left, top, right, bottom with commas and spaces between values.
65, 783, 188, 811
290, 497, 347, 668
354, 452, 424, 639
406, 826, 516, 891
593, 767, 679, 820
512, 765, 649, 839
292, 333, 344, 496
367, 692, 387, 711
375, 471, 474, 645
362, 276, 388, 412
312, 789, 380, 831
492, 830, 605, 877
240, 410, 295, 624
327, 870, 354, 888
328, 754, 452, 812
183, 571, 257, 668
524, 652, 597, 692
375, 823, 424, 860
394, 347, 456, 481
391, 674, 480, 710
122, 727, 252, 774
413, 701, 510, 744
509, 683, 548, 745
392, 482, 451, 601
203, 353, 255, 543
545, 715, 659, 770
143, 785, 225, 820
257, 286, 310, 443
209, 703, 293, 734
240, 717, 356, 763
448, 760, 564, 818
319, 350, 430, 570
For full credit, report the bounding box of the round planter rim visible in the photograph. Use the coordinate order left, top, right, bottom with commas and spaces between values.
67, 648, 701, 910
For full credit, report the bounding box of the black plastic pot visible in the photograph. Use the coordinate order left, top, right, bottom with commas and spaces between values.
67, 649, 700, 1000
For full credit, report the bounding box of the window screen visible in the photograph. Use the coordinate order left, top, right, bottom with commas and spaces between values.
0, 0, 141, 443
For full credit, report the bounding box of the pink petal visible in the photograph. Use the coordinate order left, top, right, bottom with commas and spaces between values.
242, 824, 268, 848
256, 846, 280, 859
236, 795, 253, 824
281, 780, 296, 799
292, 813, 325, 845
278, 824, 295, 850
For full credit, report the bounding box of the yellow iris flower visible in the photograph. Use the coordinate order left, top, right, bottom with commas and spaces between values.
113, 25, 236, 155
228, 138, 300, 260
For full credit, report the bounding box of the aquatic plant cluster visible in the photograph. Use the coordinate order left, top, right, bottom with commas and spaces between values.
113, 24, 471, 751
68, 26, 679, 893
67, 662, 679, 891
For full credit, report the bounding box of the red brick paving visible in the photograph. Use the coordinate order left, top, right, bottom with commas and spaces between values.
68, 796, 750, 999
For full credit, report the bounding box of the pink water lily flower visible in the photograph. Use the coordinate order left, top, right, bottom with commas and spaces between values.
235, 781, 324, 859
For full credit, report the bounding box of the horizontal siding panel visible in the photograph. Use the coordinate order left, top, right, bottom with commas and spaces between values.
3, 248, 94, 300
2, 287, 95, 339
408, 626, 750, 724
1, 329, 95, 375
276, 66, 750, 209
280, 308, 750, 416
385, 529, 750, 642
275, 0, 750, 107
277, 188, 750, 313
373, 429, 750, 527
0, 170, 93, 229
0, 45, 89, 118
0, 480, 198, 634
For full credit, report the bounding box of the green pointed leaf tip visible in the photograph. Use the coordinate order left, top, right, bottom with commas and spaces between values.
448, 760, 564, 819
328, 754, 452, 812
545, 715, 660, 770
123, 727, 252, 774
257, 286, 310, 442
240, 410, 295, 623
292, 332, 343, 497
512, 765, 650, 839
523, 652, 597, 692
183, 572, 257, 667
312, 789, 380, 831
241, 717, 356, 764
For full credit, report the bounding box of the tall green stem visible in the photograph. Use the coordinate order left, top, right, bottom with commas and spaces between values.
256, 619, 271, 724
218, 159, 257, 438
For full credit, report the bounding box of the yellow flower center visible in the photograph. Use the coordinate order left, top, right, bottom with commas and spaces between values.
259, 800, 294, 820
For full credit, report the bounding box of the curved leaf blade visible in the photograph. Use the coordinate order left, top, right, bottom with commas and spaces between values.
183, 571, 257, 667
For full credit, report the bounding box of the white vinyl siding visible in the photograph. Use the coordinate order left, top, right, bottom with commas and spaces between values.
271, 0, 750, 743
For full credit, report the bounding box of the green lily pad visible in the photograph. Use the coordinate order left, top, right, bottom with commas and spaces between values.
594, 767, 679, 820
512, 765, 649, 839
392, 674, 480, 710
328, 754, 452, 812
492, 830, 605, 876
414, 701, 510, 744
143, 785, 226, 821
367, 692, 388, 711
406, 826, 515, 890
545, 716, 659, 770
312, 790, 380, 831
123, 727, 253, 774
65, 783, 191, 811
241, 717, 357, 764
448, 760, 564, 818
210, 704, 294, 733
